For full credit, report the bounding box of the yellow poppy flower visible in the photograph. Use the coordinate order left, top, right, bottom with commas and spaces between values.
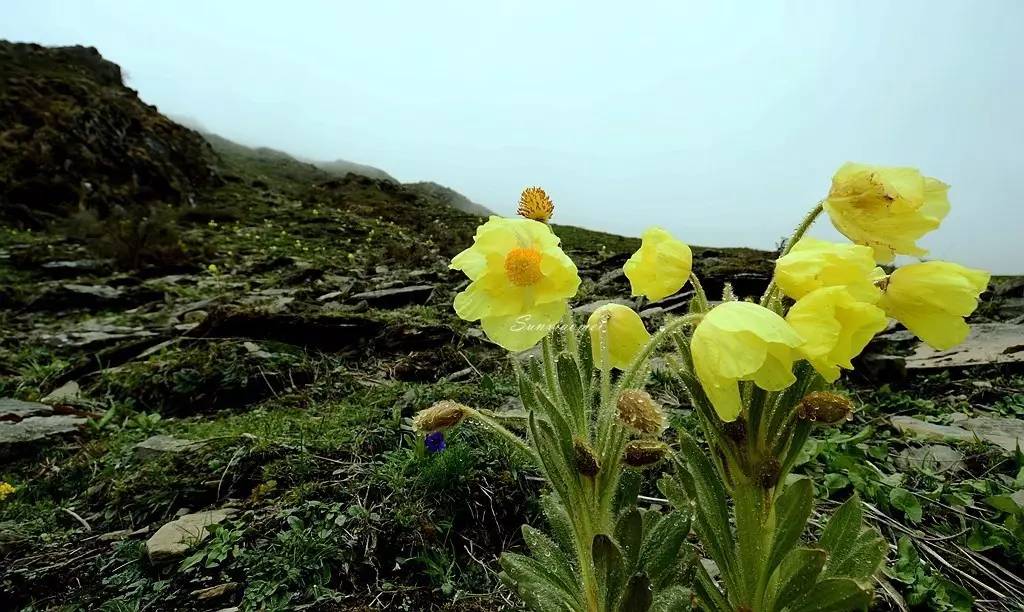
587, 303, 651, 370
824, 163, 950, 263
623, 227, 692, 301
786, 287, 888, 382
517, 186, 555, 223
451, 216, 580, 351
878, 261, 989, 350
774, 237, 884, 303
691, 301, 804, 422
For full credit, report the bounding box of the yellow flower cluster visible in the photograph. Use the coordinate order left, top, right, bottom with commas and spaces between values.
0, 482, 15, 501
450, 171, 989, 421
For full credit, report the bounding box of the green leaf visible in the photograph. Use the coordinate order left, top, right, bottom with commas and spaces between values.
637, 511, 691, 589
529, 412, 576, 502
691, 555, 731, 612
657, 475, 690, 512
593, 534, 626, 611
540, 494, 576, 556
522, 524, 580, 598
771, 547, 827, 610
614, 470, 642, 518
500, 552, 584, 612
789, 577, 872, 612
578, 325, 594, 395
650, 585, 693, 612
766, 479, 813, 578
819, 494, 864, 557
889, 487, 923, 523
557, 353, 586, 431
617, 573, 654, 612
826, 529, 887, 581
984, 493, 1023, 515
677, 434, 735, 587
615, 508, 644, 571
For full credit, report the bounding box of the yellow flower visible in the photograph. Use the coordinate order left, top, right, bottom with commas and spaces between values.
0, 482, 14, 501
451, 216, 580, 351
786, 287, 888, 382
623, 227, 692, 301
824, 163, 950, 263
692, 301, 804, 422
587, 303, 651, 370
774, 237, 885, 303
517, 186, 555, 223
878, 261, 989, 350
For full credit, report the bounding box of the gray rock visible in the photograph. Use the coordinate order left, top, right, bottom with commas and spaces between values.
856, 353, 907, 381
896, 444, 965, 474
40, 259, 113, 278
0, 414, 87, 457
191, 582, 238, 601
892, 415, 1024, 452
906, 323, 1024, 370
995, 277, 1024, 298
41, 381, 81, 405
134, 435, 202, 459
349, 284, 434, 308
146, 509, 236, 564
0, 398, 52, 421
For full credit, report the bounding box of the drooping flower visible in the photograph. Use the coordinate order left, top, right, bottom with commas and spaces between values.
786, 287, 888, 382
517, 186, 555, 223
878, 261, 990, 350
623, 227, 692, 302
824, 163, 950, 263
616, 388, 666, 435
451, 216, 580, 351
774, 237, 884, 303
0, 482, 15, 501
691, 301, 804, 422
424, 431, 446, 454
587, 303, 651, 370
413, 400, 469, 432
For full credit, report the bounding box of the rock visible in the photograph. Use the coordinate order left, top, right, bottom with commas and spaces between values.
40, 322, 157, 349
35, 283, 162, 311
182, 310, 208, 324
572, 299, 634, 315
134, 435, 202, 459
146, 509, 236, 564
993, 298, 1024, 321
906, 323, 1024, 370
0, 398, 52, 422
896, 444, 965, 474
995, 277, 1024, 298
41, 381, 81, 405
189, 308, 385, 351
855, 353, 907, 381
0, 414, 87, 458
349, 284, 434, 308
191, 582, 238, 601
892, 415, 1024, 452
39, 259, 113, 278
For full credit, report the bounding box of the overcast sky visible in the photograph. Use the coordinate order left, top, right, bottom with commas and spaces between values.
4, 1, 1022, 272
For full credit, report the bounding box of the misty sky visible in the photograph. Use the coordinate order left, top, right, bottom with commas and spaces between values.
4, 1, 1022, 273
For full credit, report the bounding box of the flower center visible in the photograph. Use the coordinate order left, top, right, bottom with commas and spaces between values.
504, 247, 543, 286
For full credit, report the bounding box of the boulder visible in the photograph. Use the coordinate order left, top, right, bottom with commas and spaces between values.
892, 415, 1024, 452
0, 398, 52, 422
41, 381, 81, 405
895, 444, 964, 474
0, 414, 87, 458
134, 435, 202, 459
349, 284, 435, 308
906, 323, 1024, 370
146, 509, 236, 564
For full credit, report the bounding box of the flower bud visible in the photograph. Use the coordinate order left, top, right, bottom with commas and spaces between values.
517, 186, 555, 223
412, 400, 469, 432
721, 417, 747, 444
624, 440, 670, 468
573, 438, 601, 477
616, 389, 666, 435
757, 457, 782, 489
797, 391, 854, 425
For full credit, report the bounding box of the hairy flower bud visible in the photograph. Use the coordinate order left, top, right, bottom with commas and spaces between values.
616, 389, 666, 435
623, 440, 670, 468
797, 391, 854, 425
721, 417, 747, 444
412, 400, 469, 432
573, 438, 601, 477
756, 457, 782, 489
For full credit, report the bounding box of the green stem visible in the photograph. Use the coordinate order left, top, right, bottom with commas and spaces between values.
616, 313, 704, 392
465, 409, 535, 459
689, 272, 710, 312
760, 202, 824, 307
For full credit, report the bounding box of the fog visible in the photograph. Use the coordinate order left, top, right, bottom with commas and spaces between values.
4, 1, 1022, 272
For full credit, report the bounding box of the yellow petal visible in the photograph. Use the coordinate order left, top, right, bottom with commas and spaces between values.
587, 304, 651, 370
787, 287, 888, 382
623, 227, 692, 301
774, 238, 882, 303
481, 301, 567, 352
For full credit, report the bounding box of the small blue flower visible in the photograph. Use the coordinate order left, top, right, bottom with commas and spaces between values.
425, 431, 446, 454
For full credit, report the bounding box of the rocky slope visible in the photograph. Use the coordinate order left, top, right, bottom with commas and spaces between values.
1, 40, 1022, 612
